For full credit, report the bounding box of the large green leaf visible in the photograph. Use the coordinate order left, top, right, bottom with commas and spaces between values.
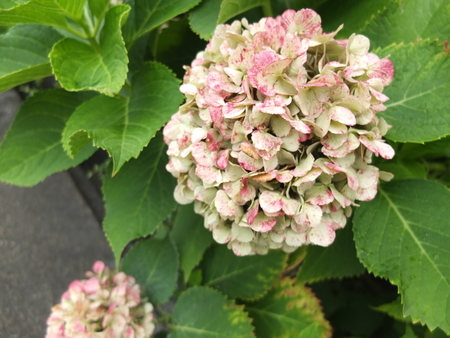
396, 137, 450, 160
122, 0, 201, 45
103, 133, 177, 264
0, 0, 30, 9
353, 179, 450, 333
201, 244, 287, 300
53, 0, 85, 19
246, 278, 331, 338
317, 0, 390, 39
0, 0, 86, 28
121, 236, 178, 304
0, 89, 96, 186
376, 160, 427, 181
297, 221, 365, 284
217, 0, 270, 24
171, 204, 213, 283
375, 297, 412, 322
380, 41, 450, 143
189, 0, 222, 40
87, 0, 110, 20
156, 17, 207, 78
0, 24, 62, 93
50, 5, 130, 96
170, 286, 254, 338
362, 0, 450, 49
0, 0, 29, 11
62, 61, 183, 174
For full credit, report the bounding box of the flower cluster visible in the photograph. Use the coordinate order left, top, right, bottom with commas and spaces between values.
163, 9, 394, 256
46, 261, 155, 338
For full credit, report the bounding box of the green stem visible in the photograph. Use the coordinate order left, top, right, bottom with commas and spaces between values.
262, 1, 274, 17
78, 15, 102, 53
63, 25, 88, 39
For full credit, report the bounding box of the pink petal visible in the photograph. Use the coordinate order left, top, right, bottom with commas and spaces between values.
252, 131, 283, 151
368, 57, 394, 86
246, 200, 260, 225
282, 9, 322, 37
206, 70, 240, 93
285, 229, 308, 247
238, 152, 264, 171
305, 185, 335, 205
250, 211, 277, 232
229, 240, 252, 256
330, 106, 356, 125
276, 171, 293, 183
282, 197, 299, 216
214, 190, 242, 217
216, 149, 230, 169
195, 165, 221, 185
359, 136, 395, 159
308, 221, 336, 246
259, 191, 283, 213
292, 154, 314, 177
212, 224, 232, 244
293, 203, 322, 228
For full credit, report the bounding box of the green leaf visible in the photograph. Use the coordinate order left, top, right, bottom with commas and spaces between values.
62, 61, 183, 174
53, 0, 86, 19
0, 0, 29, 10
297, 322, 321, 338
375, 297, 413, 322
157, 17, 207, 78
103, 133, 177, 265
201, 244, 287, 300
0, 89, 96, 186
318, 0, 391, 39
50, 5, 130, 96
397, 137, 450, 160
403, 326, 419, 338
246, 278, 331, 338
0, 24, 62, 93
380, 41, 450, 142
377, 161, 427, 181
218, 0, 269, 24
189, 0, 222, 40
362, 0, 450, 49
171, 204, 213, 283
353, 179, 450, 334
0, 0, 86, 28
297, 221, 365, 284
122, 0, 201, 45
87, 0, 110, 20
170, 286, 254, 338
121, 236, 178, 304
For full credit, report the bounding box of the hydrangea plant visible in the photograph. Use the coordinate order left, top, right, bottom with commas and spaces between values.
164, 9, 395, 255
0, 0, 449, 337
46, 261, 155, 338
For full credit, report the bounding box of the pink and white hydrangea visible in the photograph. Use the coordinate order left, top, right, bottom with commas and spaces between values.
163, 9, 394, 256
45, 261, 155, 338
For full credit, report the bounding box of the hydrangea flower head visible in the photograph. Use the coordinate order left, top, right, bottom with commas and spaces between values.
46, 261, 155, 338
163, 9, 394, 256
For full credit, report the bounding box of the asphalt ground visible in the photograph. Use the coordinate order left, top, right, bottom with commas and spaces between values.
0, 90, 114, 338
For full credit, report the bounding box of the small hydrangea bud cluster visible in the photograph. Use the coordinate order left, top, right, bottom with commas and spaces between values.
46, 261, 155, 338
163, 9, 395, 256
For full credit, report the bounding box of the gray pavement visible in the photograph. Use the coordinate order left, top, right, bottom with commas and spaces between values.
0, 91, 114, 338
